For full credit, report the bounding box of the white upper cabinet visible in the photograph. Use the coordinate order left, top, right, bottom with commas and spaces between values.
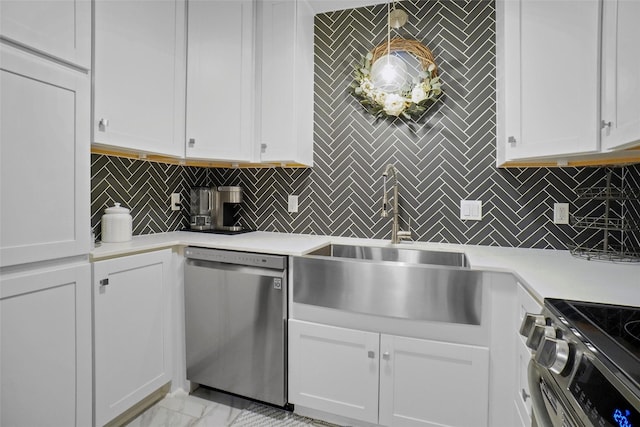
0, 43, 90, 267
257, 0, 314, 166
93, 0, 186, 158
502, 0, 600, 162
186, 0, 256, 162
600, 0, 640, 151
0, 0, 91, 69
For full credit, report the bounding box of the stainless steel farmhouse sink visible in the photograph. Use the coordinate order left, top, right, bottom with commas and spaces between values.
292, 245, 482, 325
311, 244, 469, 267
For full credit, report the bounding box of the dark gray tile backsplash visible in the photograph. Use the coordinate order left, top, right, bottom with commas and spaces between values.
91, 0, 640, 251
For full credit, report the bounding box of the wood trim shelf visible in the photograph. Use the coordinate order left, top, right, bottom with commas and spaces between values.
91, 146, 310, 169
499, 151, 640, 168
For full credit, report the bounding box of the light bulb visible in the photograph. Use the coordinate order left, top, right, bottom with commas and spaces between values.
370, 55, 408, 92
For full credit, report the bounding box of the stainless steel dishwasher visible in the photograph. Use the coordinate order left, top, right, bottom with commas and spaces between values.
184, 247, 288, 407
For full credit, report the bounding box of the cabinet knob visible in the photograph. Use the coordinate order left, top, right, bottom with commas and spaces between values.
99, 278, 109, 286
521, 388, 530, 402
508, 136, 517, 145
367, 350, 375, 359
98, 118, 109, 129
601, 120, 612, 129
188, 138, 196, 146
261, 143, 267, 154
382, 352, 390, 360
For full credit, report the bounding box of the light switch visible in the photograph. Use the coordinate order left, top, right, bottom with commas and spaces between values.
171, 193, 181, 211
460, 200, 482, 221
288, 195, 299, 213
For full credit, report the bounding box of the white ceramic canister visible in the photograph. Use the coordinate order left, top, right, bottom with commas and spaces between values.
101, 203, 133, 242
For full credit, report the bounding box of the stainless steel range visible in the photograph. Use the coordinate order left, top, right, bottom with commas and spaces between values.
520, 299, 640, 427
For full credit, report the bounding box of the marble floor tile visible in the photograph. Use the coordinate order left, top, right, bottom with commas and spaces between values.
126, 388, 340, 427
157, 391, 213, 419
191, 403, 243, 427
127, 405, 198, 427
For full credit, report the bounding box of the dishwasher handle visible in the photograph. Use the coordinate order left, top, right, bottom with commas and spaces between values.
185, 247, 287, 270
186, 257, 286, 278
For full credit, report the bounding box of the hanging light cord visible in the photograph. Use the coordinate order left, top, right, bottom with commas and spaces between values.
387, 1, 391, 60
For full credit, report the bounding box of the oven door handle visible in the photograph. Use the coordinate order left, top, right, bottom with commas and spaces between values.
528, 359, 554, 427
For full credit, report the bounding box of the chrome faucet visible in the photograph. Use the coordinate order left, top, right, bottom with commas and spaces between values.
381, 164, 412, 244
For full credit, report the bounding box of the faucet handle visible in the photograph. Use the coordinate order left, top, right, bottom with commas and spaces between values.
397, 230, 412, 241
397, 216, 413, 242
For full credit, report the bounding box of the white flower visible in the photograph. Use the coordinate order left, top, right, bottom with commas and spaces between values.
373, 90, 387, 105
360, 78, 374, 95
411, 85, 428, 104
428, 63, 436, 73
383, 93, 407, 116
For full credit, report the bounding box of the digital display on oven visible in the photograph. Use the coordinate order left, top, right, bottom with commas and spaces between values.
570, 357, 639, 427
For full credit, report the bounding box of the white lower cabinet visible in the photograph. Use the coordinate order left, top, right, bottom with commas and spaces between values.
379, 335, 489, 427
514, 284, 542, 427
93, 249, 173, 426
289, 320, 490, 427
0, 263, 92, 427
289, 320, 380, 423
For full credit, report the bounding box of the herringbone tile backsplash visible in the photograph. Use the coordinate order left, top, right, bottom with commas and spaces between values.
91, 0, 640, 251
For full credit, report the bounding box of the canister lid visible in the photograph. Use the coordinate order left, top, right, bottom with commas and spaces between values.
104, 202, 130, 214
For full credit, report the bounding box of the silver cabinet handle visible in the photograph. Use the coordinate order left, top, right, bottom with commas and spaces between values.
367, 350, 375, 359
382, 352, 390, 360
508, 136, 517, 145
522, 388, 530, 402
601, 120, 612, 129
261, 143, 267, 154
99, 278, 109, 286
98, 118, 109, 128
188, 138, 196, 146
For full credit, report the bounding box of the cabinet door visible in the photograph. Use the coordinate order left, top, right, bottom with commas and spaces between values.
288, 320, 379, 424
503, 0, 600, 161
379, 334, 490, 427
601, 0, 640, 151
1, 263, 92, 427
515, 284, 540, 426
93, 250, 172, 426
0, 44, 90, 267
93, 0, 186, 158
258, 0, 313, 166
186, 0, 255, 162
0, 0, 90, 68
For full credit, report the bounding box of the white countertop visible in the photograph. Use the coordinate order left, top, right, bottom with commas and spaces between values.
91, 231, 640, 307
91, 231, 332, 259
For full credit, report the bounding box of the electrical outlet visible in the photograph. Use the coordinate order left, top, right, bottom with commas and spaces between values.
553, 203, 569, 224
460, 200, 482, 221
288, 195, 299, 213
171, 193, 181, 211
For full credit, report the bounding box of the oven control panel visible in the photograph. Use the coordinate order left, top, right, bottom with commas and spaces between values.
570, 357, 639, 427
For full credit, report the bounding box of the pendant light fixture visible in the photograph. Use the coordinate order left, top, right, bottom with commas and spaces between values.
370, 2, 408, 92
